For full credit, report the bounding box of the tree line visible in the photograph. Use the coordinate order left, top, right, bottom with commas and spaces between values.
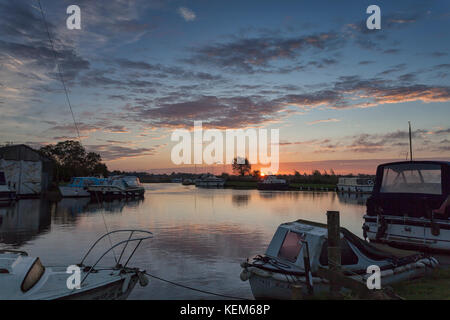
39, 140, 108, 182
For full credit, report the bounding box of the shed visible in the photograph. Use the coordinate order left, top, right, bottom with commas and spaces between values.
0, 145, 54, 197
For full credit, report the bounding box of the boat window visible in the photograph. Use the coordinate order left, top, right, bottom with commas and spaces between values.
277, 231, 305, 262
319, 240, 359, 266
0, 172, 5, 185
21, 258, 45, 292
380, 163, 442, 195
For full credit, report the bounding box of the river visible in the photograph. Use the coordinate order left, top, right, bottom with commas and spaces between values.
0, 183, 369, 299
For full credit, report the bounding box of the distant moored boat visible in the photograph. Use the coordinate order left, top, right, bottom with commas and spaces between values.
87, 176, 145, 199
59, 177, 106, 198
337, 177, 374, 193
257, 175, 289, 190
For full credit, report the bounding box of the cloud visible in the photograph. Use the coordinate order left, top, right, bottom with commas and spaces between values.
178, 7, 196, 22
117, 74, 450, 130
86, 144, 157, 161
124, 95, 286, 129
185, 32, 342, 73
307, 118, 341, 125
49, 121, 128, 135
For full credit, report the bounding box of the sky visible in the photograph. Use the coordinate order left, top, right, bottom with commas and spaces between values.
0, 0, 449, 174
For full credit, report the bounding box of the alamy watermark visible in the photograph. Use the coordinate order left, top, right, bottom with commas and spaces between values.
366, 265, 381, 290
170, 121, 279, 174
66, 265, 81, 289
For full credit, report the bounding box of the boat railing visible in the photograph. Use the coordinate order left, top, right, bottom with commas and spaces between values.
79, 229, 153, 285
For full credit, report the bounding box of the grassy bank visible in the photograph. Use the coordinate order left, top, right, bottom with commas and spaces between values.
391, 267, 450, 300
224, 180, 257, 189
289, 183, 336, 190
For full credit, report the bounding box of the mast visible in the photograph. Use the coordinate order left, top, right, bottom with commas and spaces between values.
408, 121, 413, 161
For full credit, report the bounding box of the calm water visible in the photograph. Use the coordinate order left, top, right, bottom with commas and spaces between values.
0, 183, 369, 299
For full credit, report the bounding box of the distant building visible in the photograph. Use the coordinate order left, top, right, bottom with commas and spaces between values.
0, 144, 54, 197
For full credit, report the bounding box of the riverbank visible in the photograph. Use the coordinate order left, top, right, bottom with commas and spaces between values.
224, 180, 336, 190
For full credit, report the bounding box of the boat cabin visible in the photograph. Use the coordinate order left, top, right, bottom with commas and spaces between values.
366, 161, 450, 219
111, 176, 142, 188
261, 175, 287, 184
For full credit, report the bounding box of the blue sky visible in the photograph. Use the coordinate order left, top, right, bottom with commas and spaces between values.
0, 0, 449, 173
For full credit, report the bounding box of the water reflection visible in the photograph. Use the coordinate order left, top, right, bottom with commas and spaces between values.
337, 192, 370, 206
0, 184, 368, 299
232, 194, 251, 207
0, 200, 51, 247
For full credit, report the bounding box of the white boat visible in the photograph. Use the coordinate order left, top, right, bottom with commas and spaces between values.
87, 176, 145, 199
257, 175, 289, 190
0, 171, 16, 205
337, 177, 374, 193
59, 177, 106, 198
363, 161, 450, 252
195, 174, 225, 188
0, 230, 152, 300
240, 219, 438, 299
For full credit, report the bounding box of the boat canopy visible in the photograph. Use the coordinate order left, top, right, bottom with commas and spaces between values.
367, 161, 450, 219
263, 219, 421, 274
68, 177, 105, 187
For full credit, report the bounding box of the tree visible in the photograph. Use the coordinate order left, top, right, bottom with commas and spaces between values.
312, 170, 322, 177
232, 157, 251, 176
251, 170, 261, 178
39, 140, 108, 181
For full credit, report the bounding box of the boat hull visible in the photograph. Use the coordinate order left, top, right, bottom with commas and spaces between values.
245, 261, 434, 300
195, 182, 225, 188
58, 274, 139, 300
364, 215, 450, 252
337, 184, 373, 193
88, 186, 145, 199
59, 186, 90, 198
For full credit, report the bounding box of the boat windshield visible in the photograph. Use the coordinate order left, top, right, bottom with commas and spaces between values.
21, 258, 45, 292
277, 231, 305, 263
380, 163, 442, 195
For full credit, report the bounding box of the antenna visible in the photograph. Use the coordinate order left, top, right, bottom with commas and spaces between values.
408, 121, 413, 161
38, 0, 117, 263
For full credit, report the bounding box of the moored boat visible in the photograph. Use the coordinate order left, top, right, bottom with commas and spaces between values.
195, 174, 225, 188
363, 161, 450, 252
87, 176, 145, 199
240, 219, 438, 299
0, 172, 16, 205
257, 175, 289, 190
0, 230, 152, 300
337, 177, 374, 193
59, 177, 106, 198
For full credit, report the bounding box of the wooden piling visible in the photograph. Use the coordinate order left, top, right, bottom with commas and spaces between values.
291, 284, 303, 300
327, 210, 341, 297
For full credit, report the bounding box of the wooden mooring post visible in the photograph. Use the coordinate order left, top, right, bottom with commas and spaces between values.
327, 210, 341, 297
